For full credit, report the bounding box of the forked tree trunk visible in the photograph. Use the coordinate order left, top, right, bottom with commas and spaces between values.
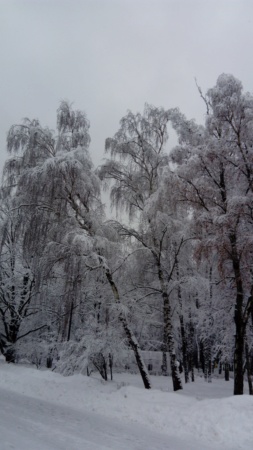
105, 269, 151, 389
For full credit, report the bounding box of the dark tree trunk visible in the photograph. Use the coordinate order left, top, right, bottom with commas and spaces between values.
109, 353, 113, 381
91, 353, 108, 381
188, 315, 195, 382
0, 316, 20, 363
204, 268, 213, 383
229, 232, 248, 395
61, 305, 69, 341
0, 336, 6, 356
5, 346, 16, 363
200, 341, 205, 374
208, 360, 212, 382
179, 314, 189, 383
103, 358, 107, 381
224, 362, 230, 381
191, 365, 195, 382
234, 318, 245, 394
67, 299, 74, 341
245, 341, 253, 395
176, 258, 189, 383
0, 338, 15, 362
203, 339, 212, 383
161, 339, 168, 376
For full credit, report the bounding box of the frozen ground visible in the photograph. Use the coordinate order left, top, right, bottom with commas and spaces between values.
0, 359, 252, 450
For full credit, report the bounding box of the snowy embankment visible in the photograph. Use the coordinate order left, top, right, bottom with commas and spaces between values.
0, 359, 252, 450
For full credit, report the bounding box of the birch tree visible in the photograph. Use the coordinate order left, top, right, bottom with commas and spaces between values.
99, 104, 192, 390
3, 101, 151, 388
170, 74, 253, 395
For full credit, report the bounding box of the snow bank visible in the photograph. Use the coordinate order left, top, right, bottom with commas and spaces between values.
0, 360, 252, 450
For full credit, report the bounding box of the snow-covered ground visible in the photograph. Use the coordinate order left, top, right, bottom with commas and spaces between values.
0, 359, 252, 450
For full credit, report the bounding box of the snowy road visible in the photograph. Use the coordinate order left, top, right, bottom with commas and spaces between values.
0, 387, 210, 450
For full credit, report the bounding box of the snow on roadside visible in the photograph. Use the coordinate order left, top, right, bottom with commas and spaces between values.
0, 360, 252, 450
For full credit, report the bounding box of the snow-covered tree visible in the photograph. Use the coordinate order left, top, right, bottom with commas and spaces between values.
2, 101, 152, 389
0, 199, 45, 362
99, 104, 196, 390
170, 74, 253, 394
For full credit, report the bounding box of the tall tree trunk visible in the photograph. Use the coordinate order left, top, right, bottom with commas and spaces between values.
67, 299, 74, 341
188, 315, 195, 382
176, 256, 189, 383
158, 266, 182, 391
105, 269, 151, 389
191, 363, 195, 382
224, 362, 230, 381
245, 340, 253, 395
230, 233, 245, 395
203, 267, 213, 383
109, 353, 113, 381
162, 329, 168, 376
179, 314, 189, 383
203, 338, 212, 383
164, 316, 182, 391
234, 312, 245, 394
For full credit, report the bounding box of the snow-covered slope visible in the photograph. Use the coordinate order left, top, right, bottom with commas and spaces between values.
0, 360, 252, 450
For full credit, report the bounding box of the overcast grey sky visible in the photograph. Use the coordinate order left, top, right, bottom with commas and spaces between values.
0, 0, 253, 174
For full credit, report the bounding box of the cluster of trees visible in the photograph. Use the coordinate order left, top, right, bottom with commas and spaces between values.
0, 74, 252, 395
